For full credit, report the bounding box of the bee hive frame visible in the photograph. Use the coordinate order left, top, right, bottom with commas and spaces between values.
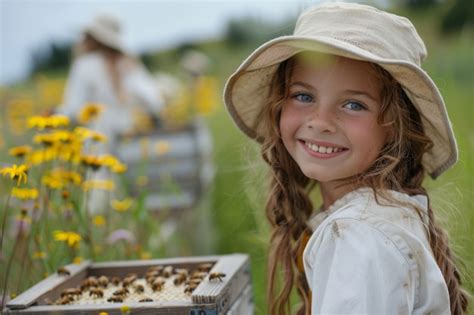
5, 254, 252, 314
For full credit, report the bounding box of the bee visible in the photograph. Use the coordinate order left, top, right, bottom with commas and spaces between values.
190, 272, 207, 280
208, 272, 226, 282
113, 288, 129, 297
60, 288, 82, 298
147, 265, 163, 274
185, 278, 202, 286
163, 265, 174, 278
175, 268, 189, 276
57, 266, 71, 276
146, 275, 157, 285
111, 276, 121, 286
81, 276, 98, 290
134, 284, 145, 294
89, 288, 104, 298
107, 296, 124, 303
145, 270, 161, 278
122, 274, 137, 287
98, 275, 109, 288
151, 278, 165, 292
197, 263, 213, 273
173, 273, 187, 286
139, 298, 153, 302
56, 295, 75, 305
184, 284, 197, 295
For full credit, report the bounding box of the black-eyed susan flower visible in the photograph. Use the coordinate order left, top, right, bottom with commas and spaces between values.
77, 103, 104, 124
8, 145, 32, 158
53, 230, 81, 247
27, 114, 70, 130
111, 162, 127, 173
11, 187, 39, 200
80, 155, 104, 171
194, 76, 219, 115
73, 126, 107, 143
0, 164, 28, 185
73, 256, 83, 264
120, 305, 130, 315
93, 215, 106, 226
111, 198, 133, 212
82, 180, 115, 192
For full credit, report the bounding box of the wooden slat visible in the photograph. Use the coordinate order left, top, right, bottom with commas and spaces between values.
192, 254, 251, 314
6, 261, 91, 310
227, 284, 254, 315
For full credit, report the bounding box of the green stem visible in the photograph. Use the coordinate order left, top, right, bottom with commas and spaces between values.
0, 184, 13, 253
1, 231, 19, 311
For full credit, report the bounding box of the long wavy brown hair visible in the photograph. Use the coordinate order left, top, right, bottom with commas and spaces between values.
74, 32, 134, 103
260, 53, 470, 314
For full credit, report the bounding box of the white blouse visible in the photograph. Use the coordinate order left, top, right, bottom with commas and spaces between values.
60, 52, 164, 142
303, 188, 450, 314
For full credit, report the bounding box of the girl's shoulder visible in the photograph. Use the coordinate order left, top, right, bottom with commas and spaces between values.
307, 187, 429, 232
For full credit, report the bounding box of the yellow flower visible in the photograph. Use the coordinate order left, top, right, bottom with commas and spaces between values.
27, 114, 70, 129
155, 141, 170, 155
73, 256, 83, 264
80, 155, 104, 171
111, 162, 127, 173
120, 305, 130, 314
53, 230, 82, 247
74, 127, 107, 143
140, 251, 152, 260
82, 180, 115, 192
12, 187, 39, 200
100, 154, 127, 173
99, 312, 109, 315
0, 164, 28, 185
42, 169, 82, 189
33, 251, 47, 259
77, 103, 104, 124
111, 198, 133, 212
8, 145, 32, 158
93, 215, 106, 226
194, 76, 219, 115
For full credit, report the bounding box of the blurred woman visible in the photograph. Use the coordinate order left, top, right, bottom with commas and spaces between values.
60, 14, 164, 148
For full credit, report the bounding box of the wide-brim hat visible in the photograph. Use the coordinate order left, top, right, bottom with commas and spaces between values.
84, 14, 125, 53
223, 2, 457, 179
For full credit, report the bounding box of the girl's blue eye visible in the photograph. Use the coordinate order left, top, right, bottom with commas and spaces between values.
344, 101, 365, 111
294, 93, 313, 103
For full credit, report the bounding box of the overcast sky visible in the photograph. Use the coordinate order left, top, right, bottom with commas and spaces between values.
0, 0, 320, 85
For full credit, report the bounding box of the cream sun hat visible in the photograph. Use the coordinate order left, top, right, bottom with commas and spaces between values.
84, 14, 125, 53
223, 2, 458, 179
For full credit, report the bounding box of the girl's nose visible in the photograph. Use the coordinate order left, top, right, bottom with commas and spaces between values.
305, 106, 337, 133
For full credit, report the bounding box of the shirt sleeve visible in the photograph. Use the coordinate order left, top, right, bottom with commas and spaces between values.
125, 64, 165, 113
60, 58, 92, 119
306, 218, 413, 314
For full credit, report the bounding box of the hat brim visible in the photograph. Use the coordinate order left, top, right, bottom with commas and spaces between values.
84, 27, 125, 53
224, 35, 458, 179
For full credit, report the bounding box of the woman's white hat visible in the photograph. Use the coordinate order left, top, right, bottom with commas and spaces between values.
223, 2, 457, 179
84, 14, 125, 52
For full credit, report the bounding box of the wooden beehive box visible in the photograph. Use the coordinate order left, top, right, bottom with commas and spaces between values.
115, 119, 214, 211
5, 254, 252, 314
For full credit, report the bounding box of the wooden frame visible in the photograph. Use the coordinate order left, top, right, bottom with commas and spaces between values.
5, 254, 252, 314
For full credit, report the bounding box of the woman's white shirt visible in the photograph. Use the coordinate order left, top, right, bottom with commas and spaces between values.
303, 188, 450, 314
60, 52, 163, 140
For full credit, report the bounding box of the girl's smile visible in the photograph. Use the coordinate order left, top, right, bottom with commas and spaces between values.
279, 54, 387, 188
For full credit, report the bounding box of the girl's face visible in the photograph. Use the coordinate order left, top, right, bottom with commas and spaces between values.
279, 55, 387, 185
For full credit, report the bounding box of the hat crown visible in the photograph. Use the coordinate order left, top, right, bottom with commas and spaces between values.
294, 2, 427, 65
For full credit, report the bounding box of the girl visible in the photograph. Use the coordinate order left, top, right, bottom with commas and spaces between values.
223, 2, 469, 314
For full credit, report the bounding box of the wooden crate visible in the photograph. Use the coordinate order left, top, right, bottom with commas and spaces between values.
115, 119, 214, 211
5, 254, 253, 314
